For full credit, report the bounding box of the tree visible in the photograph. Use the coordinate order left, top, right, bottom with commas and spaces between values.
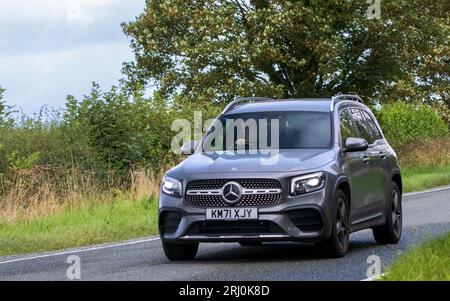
0, 86, 12, 125
0, 86, 5, 117
123, 0, 449, 105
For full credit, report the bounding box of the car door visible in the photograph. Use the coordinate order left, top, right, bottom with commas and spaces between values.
339, 108, 373, 225
360, 109, 391, 213
349, 108, 384, 222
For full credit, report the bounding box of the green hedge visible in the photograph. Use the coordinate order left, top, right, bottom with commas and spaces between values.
376, 102, 448, 147
0, 84, 224, 179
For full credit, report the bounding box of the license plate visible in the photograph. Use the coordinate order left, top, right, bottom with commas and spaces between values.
206, 208, 258, 220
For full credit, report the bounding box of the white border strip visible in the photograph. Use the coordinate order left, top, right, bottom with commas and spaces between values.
0, 237, 160, 265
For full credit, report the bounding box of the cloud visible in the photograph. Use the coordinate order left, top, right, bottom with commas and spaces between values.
0, 0, 143, 55
0, 41, 133, 114
0, 0, 120, 23
0, 0, 145, 114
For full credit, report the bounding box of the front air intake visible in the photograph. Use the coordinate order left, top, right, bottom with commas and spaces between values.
159, 211, 182, 234
288, 209, 323, 232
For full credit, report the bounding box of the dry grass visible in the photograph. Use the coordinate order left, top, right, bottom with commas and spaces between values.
0, 167, 162, 223
398, 136, 450, 167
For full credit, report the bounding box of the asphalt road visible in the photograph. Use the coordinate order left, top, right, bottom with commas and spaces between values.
1, 186, 449, 281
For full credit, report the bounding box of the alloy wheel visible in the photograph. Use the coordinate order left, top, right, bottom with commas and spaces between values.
336, 197, 349, 250
391, 189, 402, 237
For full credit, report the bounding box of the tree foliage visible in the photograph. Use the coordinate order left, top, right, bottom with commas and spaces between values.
0, 87, 7, 123
123, 0, 449, 105
0, 87, 15, 128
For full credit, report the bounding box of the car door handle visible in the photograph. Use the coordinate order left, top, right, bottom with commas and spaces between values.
361, 154, 370, 164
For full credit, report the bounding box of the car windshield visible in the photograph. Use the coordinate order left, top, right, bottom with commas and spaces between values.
203, 111, 332, 151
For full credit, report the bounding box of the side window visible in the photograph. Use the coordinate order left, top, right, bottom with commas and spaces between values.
349, 108, 374, 144
339, 109, 359, 146
360, 110, 383, 141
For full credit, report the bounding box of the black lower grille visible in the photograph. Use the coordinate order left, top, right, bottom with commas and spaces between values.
187, 221, 284, 235
159, 211, 182, 234
288, 209, 323, 232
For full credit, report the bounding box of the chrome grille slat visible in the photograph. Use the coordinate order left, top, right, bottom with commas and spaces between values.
186, 189, 221, 195
185, 179, 283, 207
242, 189, 282, 195
186, 188, 282, 195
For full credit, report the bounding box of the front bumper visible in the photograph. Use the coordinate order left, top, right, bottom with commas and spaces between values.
159, 187, 334, 243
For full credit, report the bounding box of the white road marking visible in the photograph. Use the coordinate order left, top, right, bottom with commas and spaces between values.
0, 237, 160, 265
404, 185, 450, 198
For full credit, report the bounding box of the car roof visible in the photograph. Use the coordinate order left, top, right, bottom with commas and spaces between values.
224, 98, 333, 115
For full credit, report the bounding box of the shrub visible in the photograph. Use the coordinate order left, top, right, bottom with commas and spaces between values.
376, 102, 448, 148
432, 101, 450, 129
63, 84, 222, 174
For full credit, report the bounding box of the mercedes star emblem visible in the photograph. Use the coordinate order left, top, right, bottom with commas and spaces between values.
221, 181, 243, 204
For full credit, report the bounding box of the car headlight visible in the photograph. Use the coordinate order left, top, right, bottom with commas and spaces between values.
290, 172, 326, 195
162, 176, 183, 197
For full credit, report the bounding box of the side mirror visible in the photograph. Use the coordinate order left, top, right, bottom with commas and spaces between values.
344, 137, 368, 152
180, 140, 198, 155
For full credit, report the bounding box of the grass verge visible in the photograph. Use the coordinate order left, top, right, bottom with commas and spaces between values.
402, 165, 450, 192
382, 232, 450, 281
0, 197, 158, 257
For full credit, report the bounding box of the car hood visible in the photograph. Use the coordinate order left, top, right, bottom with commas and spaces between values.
173, 149, 335, 174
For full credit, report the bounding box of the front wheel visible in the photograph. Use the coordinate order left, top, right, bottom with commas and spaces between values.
162, 241, 199, 261
321, 189, 350, 258
372, 182, 402, 244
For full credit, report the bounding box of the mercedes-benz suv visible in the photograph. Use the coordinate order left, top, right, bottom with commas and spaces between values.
159, 95, 402, 260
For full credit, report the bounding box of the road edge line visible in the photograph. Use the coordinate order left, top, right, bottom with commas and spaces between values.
0, 237, 161, 265
403, 185, 450, 198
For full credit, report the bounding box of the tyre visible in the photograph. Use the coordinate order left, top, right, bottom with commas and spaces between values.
162, 241, 199, 261
372, 182, 402, 244
322, 189, 350, 258
239, 241, 263, 247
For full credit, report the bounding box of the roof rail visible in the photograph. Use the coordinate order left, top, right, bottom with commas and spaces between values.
221, 97, 274, 115
330, 94, 363, 111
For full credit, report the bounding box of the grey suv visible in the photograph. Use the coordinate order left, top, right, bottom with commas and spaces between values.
159, 95, 402, 260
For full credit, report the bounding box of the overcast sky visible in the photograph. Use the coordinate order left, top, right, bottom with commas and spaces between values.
0, 0, 145, 115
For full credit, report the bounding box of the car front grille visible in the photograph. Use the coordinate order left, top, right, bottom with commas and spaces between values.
186, 179, 282, 190
185, 179, 283, 207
